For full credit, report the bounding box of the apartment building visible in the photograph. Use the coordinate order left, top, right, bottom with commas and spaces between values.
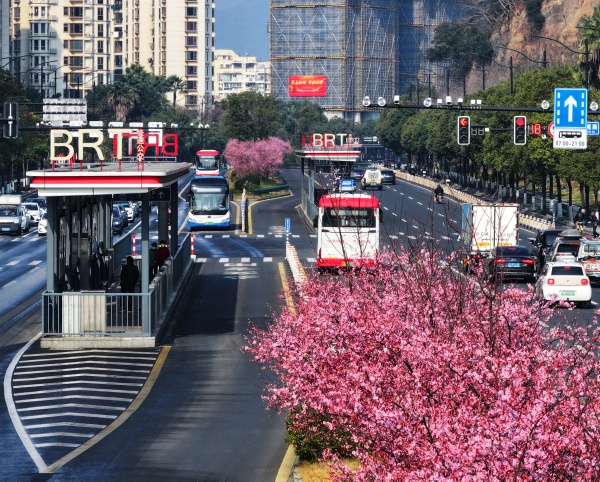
6, 0, 214, 109
213, 49, 270, 100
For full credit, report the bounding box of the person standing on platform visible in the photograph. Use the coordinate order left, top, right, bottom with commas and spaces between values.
156, 240, 171, 270
149, 242, 158, 279
120, 255, 139, 311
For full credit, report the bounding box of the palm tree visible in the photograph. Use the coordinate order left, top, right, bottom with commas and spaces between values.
106, 81, 139, 122
166, 75, 186, 107
578, 7, 600, 89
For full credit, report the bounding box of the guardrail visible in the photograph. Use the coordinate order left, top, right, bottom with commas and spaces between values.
285, 242, 307, 284
41, 234, 192, 346
397, 172, 554, 231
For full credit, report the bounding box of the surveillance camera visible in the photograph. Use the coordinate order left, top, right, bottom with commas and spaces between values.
393, 95, 400, 105
457, 97, 464, 104
446, 95, 453, 105
362, 96, 371, 107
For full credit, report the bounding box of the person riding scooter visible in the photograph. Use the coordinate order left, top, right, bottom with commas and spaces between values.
434, 184, 444, 203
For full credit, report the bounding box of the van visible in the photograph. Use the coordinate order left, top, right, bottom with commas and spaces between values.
361, 169, 383, 190
576, 238, 600, 282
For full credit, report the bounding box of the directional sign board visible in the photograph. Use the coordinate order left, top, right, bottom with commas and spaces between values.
588, 121, 599, 136
554, 88, 588, 149
149, 188, 171, 202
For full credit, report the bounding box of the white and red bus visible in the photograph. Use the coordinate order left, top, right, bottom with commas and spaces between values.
195, 149, 220, 177
316, 193, 380, 271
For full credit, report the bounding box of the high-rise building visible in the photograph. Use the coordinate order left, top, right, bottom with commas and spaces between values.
269, 0, 470, 121
213, 49, 270, 100
5, 0, 214, 110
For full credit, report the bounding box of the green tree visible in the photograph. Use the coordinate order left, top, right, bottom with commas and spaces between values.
578, 7, 600, 89
221, 91, 280, 141
426, 22, 494, 82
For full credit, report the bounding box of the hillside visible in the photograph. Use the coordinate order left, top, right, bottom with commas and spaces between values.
464, 0, 597, 93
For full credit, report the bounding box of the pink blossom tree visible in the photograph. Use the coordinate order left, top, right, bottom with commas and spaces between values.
224, 137, 293, 180
246, 248, 600, 481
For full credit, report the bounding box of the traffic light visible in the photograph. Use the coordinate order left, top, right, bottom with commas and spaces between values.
3, 102, 19, 139
457, 116, 470, 145
514, 115, 526, 145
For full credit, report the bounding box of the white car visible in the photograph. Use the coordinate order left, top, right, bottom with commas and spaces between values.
535, 261, 592, 308
38, 212, 47, 236
22, 202, 43, 224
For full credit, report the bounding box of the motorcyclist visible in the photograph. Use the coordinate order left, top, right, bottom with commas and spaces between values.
574, 208, 588, 232
434, 184, 444, 203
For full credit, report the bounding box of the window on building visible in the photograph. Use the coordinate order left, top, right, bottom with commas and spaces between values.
186, 36, 197, 47
186, 95, 198, 105
186, 51, 197, 61
186, 66, 197, 76
98, 25, 104, 36
186, 22, 197, 31
97, 7, 104, 20
187, 7, 197, 16
97, 57, 104, 70
186, 80, 197, 90
97, 40, 104, 53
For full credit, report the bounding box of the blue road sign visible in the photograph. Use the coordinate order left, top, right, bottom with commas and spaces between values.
588, 121, 599, 136
554, 88, 588, 128
285, 217, 290, 232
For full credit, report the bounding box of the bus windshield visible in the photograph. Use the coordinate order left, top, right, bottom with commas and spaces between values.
322, 208, 376, 228
195, 150, 220, 176
189, 191, 229, 215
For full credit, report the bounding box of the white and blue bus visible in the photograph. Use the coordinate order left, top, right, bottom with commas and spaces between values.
195, 149, 220, 177
187, 176, 230, 230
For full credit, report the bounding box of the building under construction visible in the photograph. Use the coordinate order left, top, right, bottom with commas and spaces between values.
269, 0, 470, 121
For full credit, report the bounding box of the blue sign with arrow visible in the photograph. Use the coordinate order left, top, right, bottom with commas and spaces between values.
554, 88, 588, 129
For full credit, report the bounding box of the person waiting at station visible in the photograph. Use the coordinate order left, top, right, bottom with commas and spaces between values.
120, 256, 139, 311
156, 240, 171, 270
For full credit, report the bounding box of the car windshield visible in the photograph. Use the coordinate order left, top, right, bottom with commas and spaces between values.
556, 243, 579, 254
581, 244, 600, 256
24, 204, 39, 211
550, 265, 584, 276
543, 232, 561, 245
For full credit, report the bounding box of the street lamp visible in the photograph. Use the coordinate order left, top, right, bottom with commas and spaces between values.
494, 44, 548, 69
0, 54, 33, 70
530, 34, 588, 87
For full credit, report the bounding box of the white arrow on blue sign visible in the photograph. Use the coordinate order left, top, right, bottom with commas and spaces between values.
554, 88, 588, 128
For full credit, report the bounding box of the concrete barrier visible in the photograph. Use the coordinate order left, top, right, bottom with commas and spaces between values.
285, 242, 307, 284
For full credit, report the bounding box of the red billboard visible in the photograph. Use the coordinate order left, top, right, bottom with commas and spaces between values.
288, 75, 327, 97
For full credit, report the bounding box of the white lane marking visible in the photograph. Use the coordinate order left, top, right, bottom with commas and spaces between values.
264, 257, 273, 262
29, 260, 43, 266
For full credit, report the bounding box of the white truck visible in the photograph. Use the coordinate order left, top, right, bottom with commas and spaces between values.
461, 203, 519, 272
0, 194, 31, 235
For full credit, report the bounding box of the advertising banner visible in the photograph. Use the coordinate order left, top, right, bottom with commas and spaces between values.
289, 75, 327, 97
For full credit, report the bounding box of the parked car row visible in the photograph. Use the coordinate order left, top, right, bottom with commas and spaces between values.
112, 200, 141, 235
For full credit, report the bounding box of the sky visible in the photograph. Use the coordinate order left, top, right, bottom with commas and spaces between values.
215, 0, 270, 61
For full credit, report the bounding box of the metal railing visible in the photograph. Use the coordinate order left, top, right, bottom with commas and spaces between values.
42, 233, 192, 338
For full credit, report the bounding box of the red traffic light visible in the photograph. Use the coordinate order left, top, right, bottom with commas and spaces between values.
459, 117, 469, 127
515, 116, 526, 127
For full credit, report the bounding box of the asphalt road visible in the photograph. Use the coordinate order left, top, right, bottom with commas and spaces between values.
0, 168, 596, 480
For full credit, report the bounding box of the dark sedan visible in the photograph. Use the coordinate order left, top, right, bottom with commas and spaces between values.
352, 168, 366, 181
529, 229, 563, 272
486, 245, 536, 283
380, 169, 396, 184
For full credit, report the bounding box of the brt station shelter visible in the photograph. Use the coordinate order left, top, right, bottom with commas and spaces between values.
297, 143, 361, 222
27, 158, 192, 349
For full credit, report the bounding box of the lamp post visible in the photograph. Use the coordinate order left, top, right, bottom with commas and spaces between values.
468, 52, 514, 94
0, 54, 33, 71
530, 34, 588, 87
398, 73, 421, 105
494, 44, 547, 69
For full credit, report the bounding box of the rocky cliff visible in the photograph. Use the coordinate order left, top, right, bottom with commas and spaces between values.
464, 0, 597, 94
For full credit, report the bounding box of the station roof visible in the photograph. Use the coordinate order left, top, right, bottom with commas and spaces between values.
27, 161, 193, 197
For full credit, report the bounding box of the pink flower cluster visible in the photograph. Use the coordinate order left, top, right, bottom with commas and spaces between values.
246, 248, 600, 481
223, 137, 293, 179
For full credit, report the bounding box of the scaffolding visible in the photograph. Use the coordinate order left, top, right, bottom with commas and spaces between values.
269, 0, 471, 119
